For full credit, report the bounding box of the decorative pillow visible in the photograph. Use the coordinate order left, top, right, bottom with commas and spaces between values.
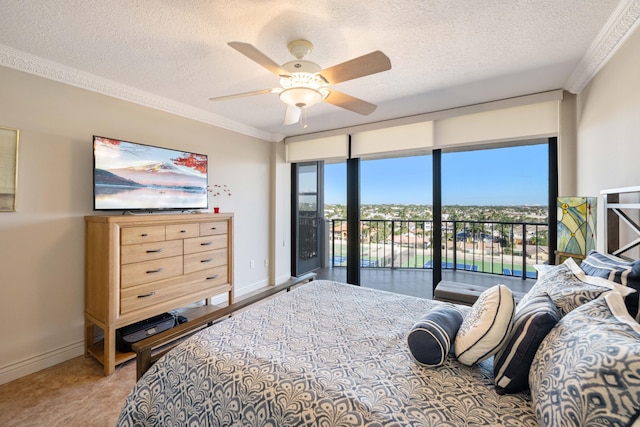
493, 293, 560, 395
407, 306, 464, 367
454, 284, 515, 366
580, 250, 640, 318
529, 292, 640, 426
518, 258, 634, 317
533, 264, 554, 279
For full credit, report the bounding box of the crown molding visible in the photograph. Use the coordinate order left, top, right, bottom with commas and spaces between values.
0, 43, 282, 142
565, 0, 640, 93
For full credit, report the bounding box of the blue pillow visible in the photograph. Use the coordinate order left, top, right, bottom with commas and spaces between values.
580, 250, 640, 318
407, 306, 463, 367
493, 293, 560, 394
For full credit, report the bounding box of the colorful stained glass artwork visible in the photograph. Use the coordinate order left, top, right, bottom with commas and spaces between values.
557, 197, 596, 256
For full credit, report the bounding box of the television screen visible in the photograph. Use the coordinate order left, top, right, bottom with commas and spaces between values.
93, 136, 208, 211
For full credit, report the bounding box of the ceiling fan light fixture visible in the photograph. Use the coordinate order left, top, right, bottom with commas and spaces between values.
215, 40, 391, 120
279, 87, 323, 108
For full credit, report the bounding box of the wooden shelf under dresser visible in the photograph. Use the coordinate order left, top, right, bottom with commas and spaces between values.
84, 213, 234, 375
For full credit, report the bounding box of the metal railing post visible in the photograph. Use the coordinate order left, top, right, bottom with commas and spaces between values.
331, 220, 336, 267
522, 223, 527, 279
391, 220, 396, 269
452, 220, 458, 271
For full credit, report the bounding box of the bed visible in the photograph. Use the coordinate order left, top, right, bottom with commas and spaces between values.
117, 279, 538, 426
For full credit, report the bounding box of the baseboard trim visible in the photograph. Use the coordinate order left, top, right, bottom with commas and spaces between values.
275, 273, 294, 285
236, 279, 271, 298
0, 341, 84, 385
209, 279, 270, 305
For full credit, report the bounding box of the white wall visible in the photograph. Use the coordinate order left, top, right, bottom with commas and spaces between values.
0, 66, 275, 383
271, 141, 292, 284
576, 27, 640, 252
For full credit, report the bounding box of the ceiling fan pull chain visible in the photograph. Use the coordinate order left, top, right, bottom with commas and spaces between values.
302, 108, 308, 129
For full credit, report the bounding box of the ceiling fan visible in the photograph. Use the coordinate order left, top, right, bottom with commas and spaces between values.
209, 40, 392, 126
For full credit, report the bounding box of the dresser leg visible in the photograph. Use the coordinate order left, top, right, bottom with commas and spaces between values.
84, 318, 93, 358
104, 326, 116, 376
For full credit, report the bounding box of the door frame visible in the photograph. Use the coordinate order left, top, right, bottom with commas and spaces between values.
291, 161, 324, 276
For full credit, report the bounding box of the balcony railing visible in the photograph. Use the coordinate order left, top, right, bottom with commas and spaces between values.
329, 219, 548, 280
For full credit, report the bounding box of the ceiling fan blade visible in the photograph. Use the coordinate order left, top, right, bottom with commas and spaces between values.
324, 90, 377, 115
228, 41, 291, 77
283, 105, 302, 125
209, 88, 280, 102
319, 51, 391, 84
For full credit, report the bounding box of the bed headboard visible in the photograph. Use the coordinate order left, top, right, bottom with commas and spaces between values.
601, 186, 640, 259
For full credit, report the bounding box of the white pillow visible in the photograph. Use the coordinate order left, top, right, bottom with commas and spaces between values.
455, 284, 515, 366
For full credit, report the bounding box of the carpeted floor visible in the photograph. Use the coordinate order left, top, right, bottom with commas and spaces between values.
0, 356, 136, 427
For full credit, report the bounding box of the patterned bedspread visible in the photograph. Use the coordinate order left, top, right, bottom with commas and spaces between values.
117, 280, 537, 426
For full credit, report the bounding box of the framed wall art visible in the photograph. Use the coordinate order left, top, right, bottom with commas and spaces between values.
0, 127, 19, 212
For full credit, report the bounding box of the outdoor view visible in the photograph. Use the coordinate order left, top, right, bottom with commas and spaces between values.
324, 144, 549, 278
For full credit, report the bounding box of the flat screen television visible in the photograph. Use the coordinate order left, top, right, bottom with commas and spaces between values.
93, 136, 208, 211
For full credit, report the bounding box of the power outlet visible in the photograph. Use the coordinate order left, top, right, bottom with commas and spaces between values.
264, 259, 269, 268
250, 259, 255, 269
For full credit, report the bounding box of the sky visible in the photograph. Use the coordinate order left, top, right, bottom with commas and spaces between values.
324, 143, 549, 206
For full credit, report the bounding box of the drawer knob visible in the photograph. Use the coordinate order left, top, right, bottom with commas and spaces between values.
141, 233, 148, 237
201, 242, 213, 246
210, 227, 217, 230
146, 268, 164, 274
180, 230, 186, 233
206, 274, 219, 280
137, 291, 156, 298
201, 258, 213, 263
146, 248, 163, 253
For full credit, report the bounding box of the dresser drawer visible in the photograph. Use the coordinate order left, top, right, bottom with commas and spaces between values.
120, 281, 171, 314
199, 221, 228, 236
184, 248, 227, 274
184, 234, 227, 254
194, 265, 228, 287
166, 223, 199, 240
120, 256, 183, 288
119, 280, 175, 315
121, 226, 165, 245
121, 240, 183, 265
119, 266, 229, 314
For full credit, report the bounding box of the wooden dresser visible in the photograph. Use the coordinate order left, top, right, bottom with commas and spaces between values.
84, 213, 234, 375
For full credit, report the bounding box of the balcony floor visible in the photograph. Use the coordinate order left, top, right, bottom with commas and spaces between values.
314, 267, 537, 300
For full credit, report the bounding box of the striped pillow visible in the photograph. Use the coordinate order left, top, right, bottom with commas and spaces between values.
407, 306, 464, 367
580, 250, 640, 318
455, 284, 515, 366
493, 293, 561, 394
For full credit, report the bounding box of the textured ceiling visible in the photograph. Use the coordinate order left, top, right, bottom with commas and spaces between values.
0, 1, 638, 141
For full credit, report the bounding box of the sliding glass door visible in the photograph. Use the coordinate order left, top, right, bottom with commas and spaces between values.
291, 138, 557, 288
291, 162, 324, 275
